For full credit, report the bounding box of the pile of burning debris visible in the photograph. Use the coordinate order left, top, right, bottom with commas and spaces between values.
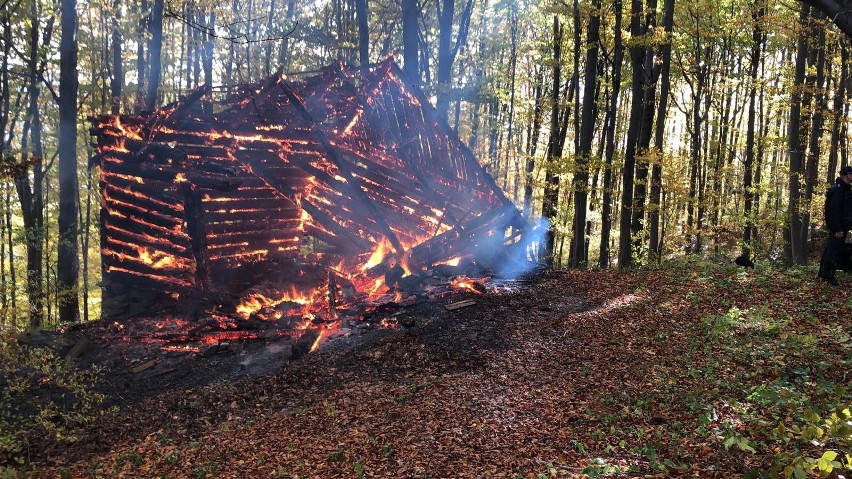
89, 59, 540, 355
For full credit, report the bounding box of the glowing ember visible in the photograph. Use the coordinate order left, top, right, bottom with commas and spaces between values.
450, 277, 487, 294
361, 239, 393, 271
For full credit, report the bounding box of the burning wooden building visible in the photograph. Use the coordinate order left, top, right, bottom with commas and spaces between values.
90, 59, 529, 321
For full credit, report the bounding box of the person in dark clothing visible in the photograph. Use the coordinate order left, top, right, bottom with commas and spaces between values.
818, 165, 852, 286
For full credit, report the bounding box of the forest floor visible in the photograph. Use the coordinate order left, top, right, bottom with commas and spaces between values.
6, 261, 852, 478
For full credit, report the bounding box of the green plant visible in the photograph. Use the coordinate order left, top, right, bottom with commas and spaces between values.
0, 338, 105, 469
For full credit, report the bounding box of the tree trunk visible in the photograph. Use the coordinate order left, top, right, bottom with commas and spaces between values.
202, 12, 214, 114
402, 0, 419, 87
802, 0, 852, 39
265, 0, 278, 75
617, 0, 645, 268
110, 0, 122, 114
135, 0, 147, 112
58, 0, 80, 322
357, 0, 368, 66
599, 0, 622, 269
827, 42, 848, 185
505, 9, 518, 198
648, 0, 674, 261
742, 2, 765, 260
802, 15, 827, 254
523, 67, 545, 219
787, 4, 809, 265
571, 0, 600, 268
145, 0, 163, 110
15, 0, 46, 329
541, 15, 563, 266
630, 0, 659, 262
436, 0, 454, 121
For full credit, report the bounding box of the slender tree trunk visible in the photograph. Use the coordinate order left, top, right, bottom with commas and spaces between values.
617, 0, 645, 268
599, 0, 622, 269
145, 0, 163, 110
4, 188, 14, 320
523, 67, 545, 219
742, 3, 765, 259
505, 9, 518, 196
436, 0, 454, 121
135, 0, 147, 112
1, 1, 16, 321
14, 0, 46, 329
630, 0, 658, 262
571, 0, 600, 268
202, 12, 214, 114
265, 0, 278, 74
648, 0, 674, 261
541, 15, 563, 266
801, 17, 826, 256
402, 0, 418, 87
827, 42, 848, 185
356, 0, 368, 66
58, 0, 80, 322
787, 4, 809, 265
110, 0, 122, 114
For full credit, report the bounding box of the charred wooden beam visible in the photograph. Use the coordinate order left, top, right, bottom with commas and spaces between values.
182, 183, 210, 290
234, 149, 371, 252
276, 80, 404, 254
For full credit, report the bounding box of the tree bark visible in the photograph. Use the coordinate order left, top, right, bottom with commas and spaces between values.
402, 0, 419, 87
630, 0, 659, 262
523, 67, 545, 219
599, 0, 623, 269
802, 14, 827, 254
648, 0, 674, 261
802, 0, 852, 39
135, 0, 147, 112
617, 0, 645, 268
15, 0, 46, 329
59, 0, 79, 322
541, 15, 563, 266
787, 4, 810, 265
110, 0, 122, 114
742, 2, 765, 260
357, 0, 368, 66
827, 42, 848, 184
571, 0, 600, 268
145, 0, 163, 110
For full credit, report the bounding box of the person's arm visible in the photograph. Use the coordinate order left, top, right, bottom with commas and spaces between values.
828, 188, 845, 236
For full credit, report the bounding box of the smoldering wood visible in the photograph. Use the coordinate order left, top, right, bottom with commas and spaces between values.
91, 59, 529, 321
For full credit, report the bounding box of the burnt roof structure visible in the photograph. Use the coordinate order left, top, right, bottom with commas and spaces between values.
91, 59, 528, 319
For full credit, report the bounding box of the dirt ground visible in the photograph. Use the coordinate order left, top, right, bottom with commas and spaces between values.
21, 267, 778, 477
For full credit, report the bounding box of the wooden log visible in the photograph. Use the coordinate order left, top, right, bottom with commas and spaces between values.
100, 197, 185, 232
102, 238, 193, 267
205, 218, 303, 235
65, 336, 92, 361
182, 183, 210, 290
204, 227, 304, 245
103, 224, 191, 257
131, 359, 158, 373
101, 197, 185, 232
203, 207, 300, 224
103, 262, 195, 289
102, 182, 184, 214
277, 81, 404, 253
205, 240, 300, 259
445, 299, 476, 311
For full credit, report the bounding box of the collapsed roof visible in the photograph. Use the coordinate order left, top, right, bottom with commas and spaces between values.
91, 59, 529, 311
